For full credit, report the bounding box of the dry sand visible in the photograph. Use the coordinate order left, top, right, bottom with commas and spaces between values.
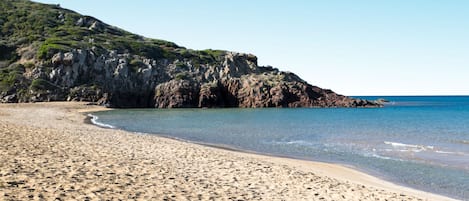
0, 102, 456, 200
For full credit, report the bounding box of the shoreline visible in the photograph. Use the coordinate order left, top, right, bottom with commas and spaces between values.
1, 102, 456, 200
79, 104, 460, 200
82, 109, 455, 200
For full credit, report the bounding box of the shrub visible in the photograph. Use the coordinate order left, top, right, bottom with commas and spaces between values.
0, 67, 22, 92
200, 49, 224, 58
37, 42, 69, 59
129, 58, 143, 67
175, 72, 187, 80
175, 61, 187, 69
129, 58, 144, 73
30, 78, 56, 91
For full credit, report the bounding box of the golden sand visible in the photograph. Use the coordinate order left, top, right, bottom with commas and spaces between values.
0, 102, 455, 200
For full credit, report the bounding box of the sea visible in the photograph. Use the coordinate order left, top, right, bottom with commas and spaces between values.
90, 96, 469, 200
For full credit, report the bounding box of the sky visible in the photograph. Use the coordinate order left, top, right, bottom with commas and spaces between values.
34, 0, 469, 95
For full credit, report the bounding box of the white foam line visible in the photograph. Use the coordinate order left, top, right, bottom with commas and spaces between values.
88, 114, 116, 129
384, 141, 468, 156
370, 153, 392, 160
435, 150, 456, 154
384, 141, 434, 150
435, 150, 467, 155
362, 152, 405, 161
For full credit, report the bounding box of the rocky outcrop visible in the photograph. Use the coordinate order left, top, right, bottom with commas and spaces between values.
0, 0, 381, 108
1, 48, 381, 108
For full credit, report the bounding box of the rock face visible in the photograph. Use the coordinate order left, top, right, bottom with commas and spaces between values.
29, 50, 378, 108
0, 0, 380, 108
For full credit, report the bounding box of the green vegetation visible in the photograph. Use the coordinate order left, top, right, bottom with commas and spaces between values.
0, 43, 18, 63
0, 71, 20, 92
129, 58, 144, 67
0, 0, 230, 67
200, 49, 224, 58
0, 0, 183, 60
30, 78, 56, 91
37, 38, 72, 59
175, 61, 187, 69
129, 58, 144, 73
175, 72, 188, 80
0, 64, 25, 92
0, 0, 247, 104
196, 49, 225, 64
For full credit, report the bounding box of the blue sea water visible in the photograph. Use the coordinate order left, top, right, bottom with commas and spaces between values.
91, 96, 469, 200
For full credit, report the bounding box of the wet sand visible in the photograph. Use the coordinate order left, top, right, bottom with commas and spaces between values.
0, 102, 455, 200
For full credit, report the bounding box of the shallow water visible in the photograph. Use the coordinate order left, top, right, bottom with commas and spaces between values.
92, 96, 469, 200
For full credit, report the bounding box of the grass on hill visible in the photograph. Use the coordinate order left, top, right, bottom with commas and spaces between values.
0, 0, 228, 66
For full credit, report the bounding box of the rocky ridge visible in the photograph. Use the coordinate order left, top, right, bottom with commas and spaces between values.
0, 0, 380, 108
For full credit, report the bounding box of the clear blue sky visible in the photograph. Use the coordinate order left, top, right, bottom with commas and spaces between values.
34, 0, 469, 95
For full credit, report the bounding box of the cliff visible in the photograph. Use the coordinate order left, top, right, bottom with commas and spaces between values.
0, 0, 380, 108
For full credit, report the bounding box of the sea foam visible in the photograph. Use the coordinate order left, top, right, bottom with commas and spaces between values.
88, 114, 116, 129
384, 141, 434, 152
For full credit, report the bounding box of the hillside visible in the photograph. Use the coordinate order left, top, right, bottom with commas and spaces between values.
0, 0, 380, 108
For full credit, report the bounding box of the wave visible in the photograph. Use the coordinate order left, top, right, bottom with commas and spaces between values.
267, 140, 317, 146
384, 141, 468, 156
434, 150, 468, 156
363, 152, 393, 160
384, 141, 434, 152
87, 114, 116, 129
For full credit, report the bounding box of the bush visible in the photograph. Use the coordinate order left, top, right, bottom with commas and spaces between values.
175, 61, 187, 69
175, 72, 187, 80
0, 44, 17, 61
0, 66, 23, 92
200, 49, 224, 58
129, 58, 144, 72
37, 42, 69, 59
30, 78, 56, 91
129, 58, 143, 67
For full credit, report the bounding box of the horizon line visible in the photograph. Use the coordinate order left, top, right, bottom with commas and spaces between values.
349, 94, 469, 97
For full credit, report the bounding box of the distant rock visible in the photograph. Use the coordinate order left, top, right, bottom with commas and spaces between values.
375, 98, 390, 104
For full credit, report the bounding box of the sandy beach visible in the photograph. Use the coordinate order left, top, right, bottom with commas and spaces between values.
0, 102, 455, 200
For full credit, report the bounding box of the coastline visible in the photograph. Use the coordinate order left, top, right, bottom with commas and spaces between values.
0, 102, 456, 200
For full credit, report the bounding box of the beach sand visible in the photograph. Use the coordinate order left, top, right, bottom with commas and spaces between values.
0, 102, 455, 200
